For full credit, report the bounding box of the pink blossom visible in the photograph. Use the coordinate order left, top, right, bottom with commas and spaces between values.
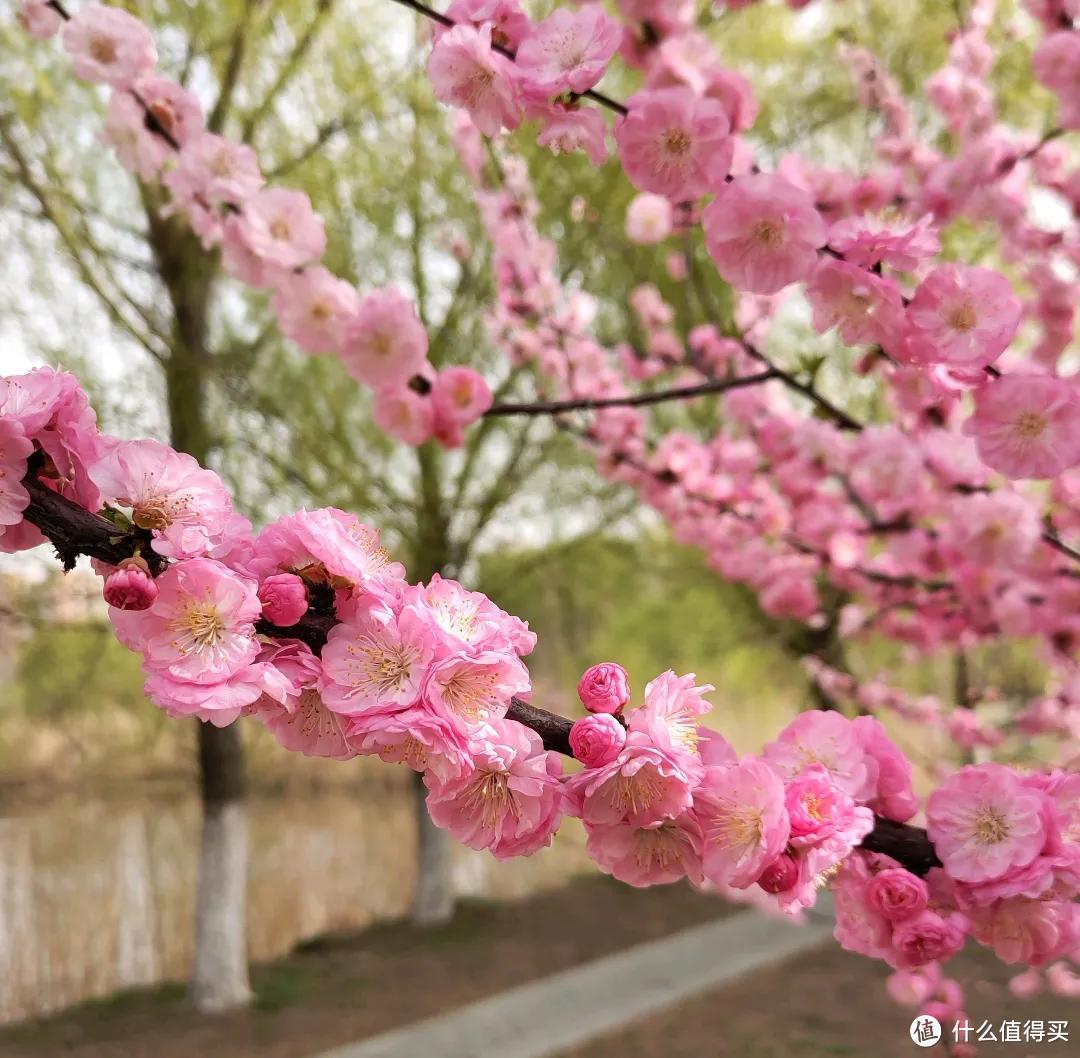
258, 572, 308, 627
702, 173, 826, 294
18, 0, 62, 40
968, 898, 1079, 966
1046, 961, 1080, 997
945, 490, 1041, 567
832, 856, 893, 959
442, 0, 531, 50
272, 267, 359, 356
852, 716, 919, 823
372, 385, 435, 446
806, 259, 905, 347
424, 650, 529, 730
577, 661, 630, 714
927, 764, 1048, 884
342, 287, 429, 389
785, 763, 873, 849
90, 438, 235, 560
1033, 32, 1080, 129
427, 24, 522, 137
321, 595, 434, 716
695, 757, 790, 889
866, 868, 930, 922
585, 812, 703, 887
226, 187, 326, 279
565, 732, 695, 828
0, 420, 33, 532
534, 105, 609, 167
887, 966, 942, 1007
625, 193, 673, 244
756, 852, 800, 894
570, 713, 627, 767
426, 718, 563, 859
349, 705, 470, 779
103, 562, 158, 612
763, 710, 871, 800
431, 366, 493, 441
628, 669, 712, 762
889, 909, 968, 969
62, 4, 157, 87
966, 374, 1080, 480
516, 5, 620, 97
614, 87, 732, 201
827, 214, 940, 272
905, 265, 1021, 369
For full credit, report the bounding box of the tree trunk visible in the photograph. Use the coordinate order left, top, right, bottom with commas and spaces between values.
153, 214, 252, 1011
409, 443, 457, 926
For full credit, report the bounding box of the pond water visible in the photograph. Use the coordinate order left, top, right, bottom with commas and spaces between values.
0, 785, 590, 1024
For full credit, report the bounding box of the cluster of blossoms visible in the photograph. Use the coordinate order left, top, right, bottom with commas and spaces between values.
18, 0, 493, 449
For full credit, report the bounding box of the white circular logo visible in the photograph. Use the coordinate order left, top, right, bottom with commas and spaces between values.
910, 1015, 942, 1048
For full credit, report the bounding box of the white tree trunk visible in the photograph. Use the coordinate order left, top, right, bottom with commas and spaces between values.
190, 800, 252, 1011
411, 771, 456, 925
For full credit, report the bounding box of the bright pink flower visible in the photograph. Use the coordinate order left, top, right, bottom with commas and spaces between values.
614, 87, 732, 201
577, 661, 630, 714
927, 764, 1048, 884
0, 420, 33, 532
889, 909, 968, 969
442, 0, 531, 50
785, 763, 873, 849
832, 856, 893, 959
258, 572, 308, 626
628, 669, 712, 762
423, 650, 529, 730
534, 104, 609, 166
62, 4, 157, 87
695, 757, 790, 889
516, 5, 620, 97
965, 374, 1080, 479
852, 716, 919, 824
90, 438, 234, 560
19, 0, 62, 39
342, 287, 429, 389
570, 713, 627, 767
806, 259, 905, 347
866, 868, 930, 922
321, 595, 434, 716
827, 214, 940, 272
585, 812, 703, 887
272, 267, 359, 356
103, 561, 158, 612
426, 718, 563, 859
703, 173, 826, 294
565, 732, 695, 828
1033, 32, 1080, 129
248, 507, 405, 598
905, 265, 1021, 369
427, 24, 522, 137
763, 710, 871, 800
349, 705, 471, 780
227, 187, 326, 277
625, 193, 673, 244
431, 366, 493, 436
372, 385, 435, 446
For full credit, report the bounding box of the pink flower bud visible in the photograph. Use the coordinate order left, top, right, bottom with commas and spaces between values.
103, 563, 158, 611
569, 714, 626, 768
755, 852, 799, 894
258, 573, 309, 626
577, 662, 630, 715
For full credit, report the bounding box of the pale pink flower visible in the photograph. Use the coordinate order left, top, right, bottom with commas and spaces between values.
62, 4, 157, 87
905, 265, 1021, 369
0, 420, 33, 531
628, 669, 713, 762
248, 507, 405, 597
431, 366, 493, 435
424, 650, 529, 730
614, 87, 732, 201
1008, 968, 1044, 999
806, 259, 905, 347
350, 705, 472, 780
1033, 32, 1080, 129
515, 5, 620, 97
272, 267, 359, 356
625, 193, 673, 244
90, 438, 234, 560
927, 764, 1048, 884
257, 572, 308, 627
1046, 961, 1080, 997
866, 868, 930, 922
763, 710, 871, 800
852, 716, 919, 824
442, 0, 531, 50
889, 909, 968, 969
570, 713, 626, 767
966, 374, 1080, 479
427, 24, 522, 137
577, 661, 630, 714
703, 173, 826, 294
342, 287, 429, 388
426, 718, 563, 859
18, 0, 62, 39
103, 562, 158, 612
534, 105, 608, 167
827, 214, 940, 272
228, 187, 326, 276
695, 757, 790, 889
832, 855, 893, 959
968, 897, 1079, 966
945, 490, 1041, 567
372, 385, 435, 446
585, 811, 703, 887
321, 595, 434, 716
887, 966, 943, 1007
565, 732, 695, 828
